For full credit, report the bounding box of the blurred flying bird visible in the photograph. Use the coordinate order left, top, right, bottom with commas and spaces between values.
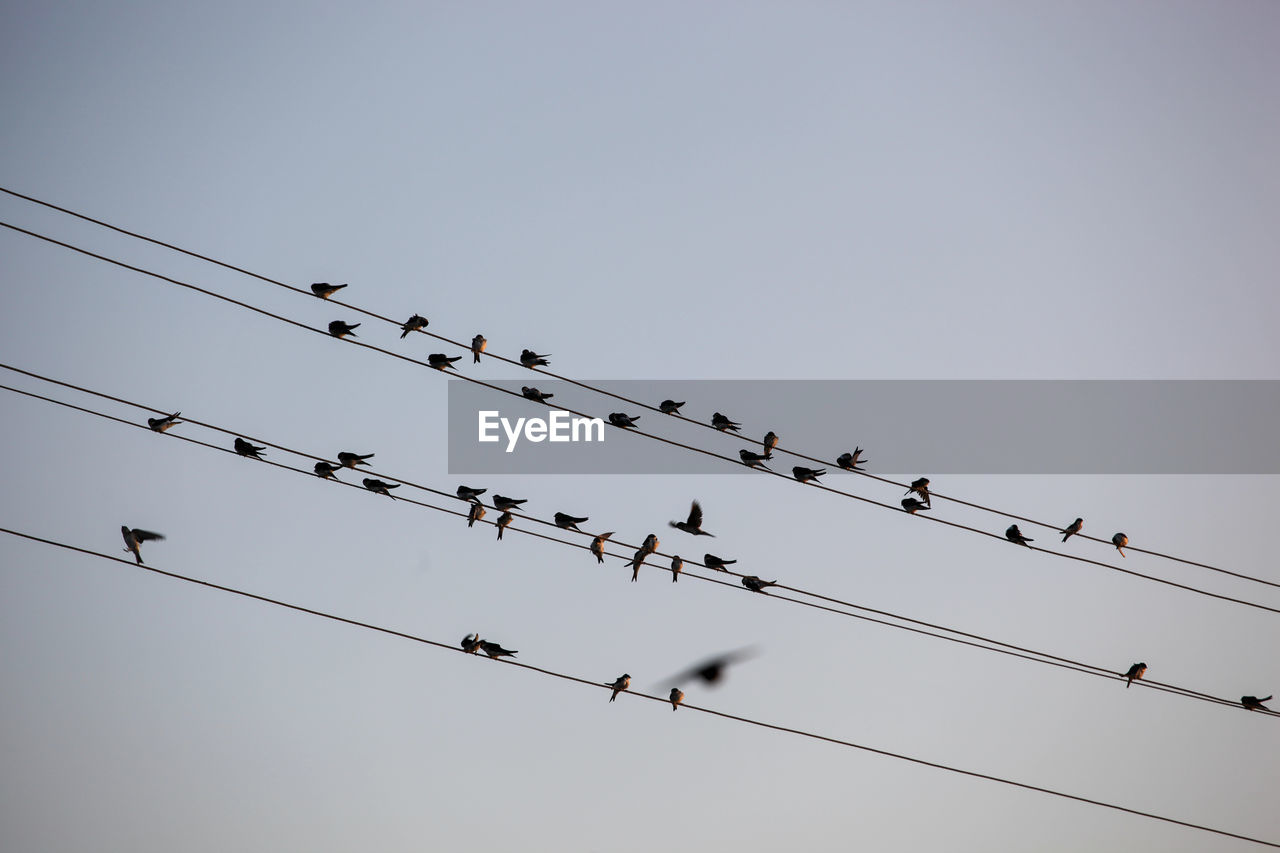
1005, 524, 1034, 546
522, 386, 553, 403
590, 532, 615, 564
493, 495, 527, 511
1112, 532, 1128, 557
1122, 662, 1147, 688
741, 576, 777, 594
467, 502, 486, 528
1061, 518, 1084, 542
711, 412, 741, 432
310, 282, 346, 299
792, 466, 825, 484
471, 334, 487, 363
670, 555, 683, 583
461, 633, 482, 654
480, 640, 517, 658
659, 400, 685, 414
554, 512, 589, 531
234, 437, 265, 459
520, 349, 551, 367
363, 478, 398, 498
670, 500, 713, 537
739, 449, 773, 471
338, 451, 374, 468
496, 511, 512, 540
906, 477, 931, 505
328, 320, 359, 338
607, 674, 631, 702
664, 648, 758, 687
901, 498, 929, 514
762, 431, 779, 457
400, 314, 428, 337
457, 485, 486, 502
1241, 695, 1272, 711
314, 461, 341, 480
428, 353, 461, 371
121, 526, 164, 565
608, 413, 640, 428
704, 554, 736, 572
147, 412, 181, 432
836, 447, 868, 470
669, 688, 684, 711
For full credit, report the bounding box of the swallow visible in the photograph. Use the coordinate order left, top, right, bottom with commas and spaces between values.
1122, 662, 1147, 688
836, 447, 868, 470
669, 501, 712, 537
234, 437, 266, 459
608, 412, 640, 428
328, 320, 359, 338
901, 497, 929, 514
493, 495, 527, 511
121, 526, 165, 565
1241, 695, 1272, 711
670, 555, 683, 583
428, 353, 462, 371
629, 549, 647, 582
1061, 518, 1083, 543
520, 349, 550, 368
1005, 524, 1033, 546
400, 314, 429, 337
659, 400, 685, 414
457, 485, 486, 502
607, 674, 631, 702
665, 649, 757, 687
1112, 532, 1128, 557
521, 387, 553, 403
496, 511, 512, 540
338, 451, 374, 468
311, 282, 347, 299
762, 431, 779, 456
554, 512, 589, 531
590, 532, 615, 564
640, 533, 659, 555
461, 633, 482, 654
741, 575, 778, 594
905, 477, 931, 505
467, 502, 486, 528
314, 461, 342, 480
471, 334, 487, 363
669, 688, 684, 711
711, 412, 741, 432
739, 449, 773, 471
792, 466, 825, 484
704, 553, 736, 572
147, 411, 182, 432
363, 477, 398, 498
479, 640, 517, 659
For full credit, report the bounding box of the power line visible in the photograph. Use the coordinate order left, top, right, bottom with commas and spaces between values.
2, 525, 1277, 850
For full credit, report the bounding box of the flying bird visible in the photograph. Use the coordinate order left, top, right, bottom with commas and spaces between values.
762, 431, 779, 457
670, 500, 713, 537
521, 387, 553, 403
480, 640, 517, 659
520, 349, 551, 368
1061, 518, 1084, 543
664, 648, 757, 687
659, 400, 685, 414
739, 449, 773, 471
1241, 695, 1272, 711
121, 526, 164, 565
314, 461, 341, 480
471, 334, 487, 363
711, 412, 741, 432
363, 477, 398, 498
792, 466, 825, 483
835, 448, 868, 470
1005, 524, 1034, 546
234, 437, 265, 459
669, 688, 684, 711
554, 512, 589, 532
496, 511, 513, 540
338, 451, 374, 468
670, 555, 683, 583
310, 282, 347, 299
590, 532, 615, 564
457, 485, 486, 502
400, 314, 428, 337
608, 413, 640, 428
607, 674, 631, 702
1112, 532, 1128, 557
1122, 662, 1147, 688
460, 633, 482, 654
428, 353, 462, 370
493, 495, 527, 511
147, 412, 181, 432
901, 497, 929, 514
741, 575, 778, 594
905, 477, 931, 505
328, 320, 359, 338
703, 553, 736, 572
467, 502, 486, 528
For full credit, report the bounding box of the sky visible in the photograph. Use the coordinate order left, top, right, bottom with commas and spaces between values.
2, 2, 1279, 851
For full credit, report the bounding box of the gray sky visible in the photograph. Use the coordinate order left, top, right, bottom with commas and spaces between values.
2, 2, 1278, 851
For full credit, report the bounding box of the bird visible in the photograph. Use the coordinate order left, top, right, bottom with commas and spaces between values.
496, 511, 512, 540
704, 553, 736, 572
428, 353, 462, 371
147, 411, 181, 432
1122, 662, 1147, 688
664, 649, 757, 687
554, 512, 589, 532
121, 526, 164, 565
669, 500, 713, 537
1005, 524, 1034, 546
1112, 532, 1128, 557
711, 412, 741, 432
670, 555, 683, 583
639, 533, 659, 555
400, 314, 428, 337
608, 412, 640, 428
669, 688, 684, 711
836, 447, 868, 470
901, 498, 929, 514
1241, 695, 1272, 711
905, 477, 931, 505
762, 431, 779, 457
328, 320, 359, 338
457, 485, 486, 502
363, 477, 398, 498
467, 502, 486, 528
234, 437, 265, 459
521, 387, 553, 403
460, 633, 482, 654
792, 466, 825, 483
471, 334, 487, 363
520, 349, 550, 367
1061, 518, 1084, 542
659, 400, 685, 414
338, 451, 374, 468
479, 640, 517, 659
739, 449, 773, 471
629, 549, 647, 582
493, 495, 527, 511
741, 575, 778, 594
314, 461, 341, 480
310, 282, 347, 299
607, 674, 631, 702
590, 532, 615, 564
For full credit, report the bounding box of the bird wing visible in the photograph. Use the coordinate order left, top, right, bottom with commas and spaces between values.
687, 501, 703, 528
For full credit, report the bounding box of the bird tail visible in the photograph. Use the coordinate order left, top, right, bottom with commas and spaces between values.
497, 527, 504, 540
134, 551, 143, 565
1263, 695, 1274, 702
401, 329, 410, 338
473, 352, 481, 363
1062, 533, 1070, 542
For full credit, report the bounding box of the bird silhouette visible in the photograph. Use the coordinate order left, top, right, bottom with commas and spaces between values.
711, 412, 741, 432
233, 437, 265, 459
669, 688, 684, 711
467, 502, 486, 528
496, 511, 512, 540
659, 400, 685, 415
670, 555, 683, 583
327, 320, 359, 338
1241, 695, 1272, 711
428, 353, 461, 371
147, 412, 182, 432
338, 452, 374, 468
471, 334, 487, 363
835, 448, 868, 470
590, 532, 615, 564
480, 640, 517, 659
607, 674, 631, 702
663, 648, 757, 687
311, 282, 347, 299
314, 461, 341, 480
1061, 518, 1083, 542
457, 485, 486, 502
363, 478, 398, 499
762, 431, 779, 457
520, 349, 550, 367
493, 495, 527, 511
1005, 524, 1034, 546
121, 526, 164, 565
608, 413, 640, 428
741, 576, 778, 594
522, 387, 553, 403
739, 449, 773, 471
703, 553, 736, 572
460, 633, 482, 654
1122, 662, 1147, 688
554, 512, 589, 531
1112, 532, 1128, 557
670, 500, 714, 537
901, 498, 929, 514
400, 314, 428, 337
792, 466, 825, 484
905, 477, 931, 505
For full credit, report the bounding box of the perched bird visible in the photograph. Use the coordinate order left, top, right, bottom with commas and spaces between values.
665, 649, 757, 687
520, 349, 550, 368
121, 526, 164, 565
314, 461, 341, 480
1005, 524, 1034, 546
311, 282, 347, 299
607, 674, 631, 702
461, 633, 482, 654
762, 431, 779, 457
741, 575, 778, 594
670, 555, 683, 583
905, 477, 931, 505
234, 437, 266, 459
480, 640, 517, 659
639, 533, 659, 555
147, 411, 182, 432
608, 412, 640, 428
1112, 532, 1129, 557
670, 500, 713, 537
363, 477, 398, 498
711, 412, 741, 432
1241, 695, 1272, 711
629, 549, 647, 583
522, 386, 553, 403
428, 353, 462, 371
792, 466, 825, 484
554, 512, 589, 532
659, 400, 685, 415
669, 688, 684, 711
1122, 662, 1147, 688
1061, 518, 1084, 543
590, 532, 615, 564
704, 553, 736, 572
328, 320, 359, 338
836, 447, 868, 470
467, 502, 486, 528
493, 495, 527, 511
496, 511, 513, 540
471, 334, 487, 363
400, 314, 428, 338
901, 497, 929, 514
739, 449, 773, 471
457, 485, 486, 502
338, 451, 374, 468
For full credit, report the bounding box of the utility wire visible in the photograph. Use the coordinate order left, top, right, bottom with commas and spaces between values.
2, 526, 1277, 851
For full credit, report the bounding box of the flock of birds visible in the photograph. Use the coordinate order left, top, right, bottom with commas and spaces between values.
116, 284, 1273, 713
